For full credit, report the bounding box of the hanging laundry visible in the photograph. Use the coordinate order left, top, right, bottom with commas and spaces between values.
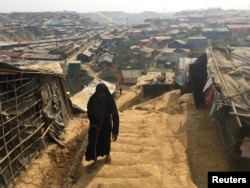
204, 83, 216, 105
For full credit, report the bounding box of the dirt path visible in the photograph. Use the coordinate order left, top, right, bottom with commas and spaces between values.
73, 110, 196, 188
13, 87, 229, 188
72, 89, 229, 188
81, 63, 99, 80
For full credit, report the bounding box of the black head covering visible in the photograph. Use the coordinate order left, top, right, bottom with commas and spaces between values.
88, 83, 112, 119
87, 82, 119, 133
96, 83, 108, 94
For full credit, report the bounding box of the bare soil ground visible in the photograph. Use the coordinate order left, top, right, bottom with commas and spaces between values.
13, 86, 229, 188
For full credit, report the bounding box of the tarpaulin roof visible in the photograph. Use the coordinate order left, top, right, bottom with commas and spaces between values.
206, 46, 250, 126
0, 61, 64, 75
137, 71, 174, 86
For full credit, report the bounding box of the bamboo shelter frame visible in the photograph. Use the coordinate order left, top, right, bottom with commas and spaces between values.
0, 64, 71, 188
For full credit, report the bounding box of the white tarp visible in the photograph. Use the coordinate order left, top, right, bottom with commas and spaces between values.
70, 79, 116, 112
17, 61, 64, 74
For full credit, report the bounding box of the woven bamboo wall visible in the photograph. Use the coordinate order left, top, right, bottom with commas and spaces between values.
0, 71, 71, 188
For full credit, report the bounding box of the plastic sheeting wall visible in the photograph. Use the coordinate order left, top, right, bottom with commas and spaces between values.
213, 106, 250, 170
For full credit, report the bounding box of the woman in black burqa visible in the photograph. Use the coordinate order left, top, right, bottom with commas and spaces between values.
85, 83, 119, 170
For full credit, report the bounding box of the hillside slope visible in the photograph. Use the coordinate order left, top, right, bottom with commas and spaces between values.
14, 88, 228, 188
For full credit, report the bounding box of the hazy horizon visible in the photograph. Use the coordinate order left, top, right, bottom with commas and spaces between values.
0, 0, 250, 13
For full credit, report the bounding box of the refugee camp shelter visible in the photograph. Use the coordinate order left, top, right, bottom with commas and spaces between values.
121, 70, 142, 85
77, 50, 94, 62
97, 53, 114, 67
0, 62, 72, 187
188, 46, 250, 170
136, 70, 175, 97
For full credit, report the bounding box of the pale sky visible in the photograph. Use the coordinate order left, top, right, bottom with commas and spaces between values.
0, 0, 249, 13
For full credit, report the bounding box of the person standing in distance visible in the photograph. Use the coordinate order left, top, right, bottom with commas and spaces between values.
85, 83, 119, 172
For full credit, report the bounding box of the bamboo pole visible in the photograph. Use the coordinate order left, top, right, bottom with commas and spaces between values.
229, 112, 250, 118
209, 47, 243, 127
223, 89, 250, 100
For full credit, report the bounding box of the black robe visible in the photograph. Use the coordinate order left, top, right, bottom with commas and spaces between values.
85, 85, 119, 161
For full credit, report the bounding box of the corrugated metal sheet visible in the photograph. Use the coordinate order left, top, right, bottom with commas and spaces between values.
188, 37, 207, 47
